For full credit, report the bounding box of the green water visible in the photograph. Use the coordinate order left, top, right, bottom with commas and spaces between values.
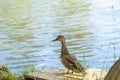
0, 0, 120, 73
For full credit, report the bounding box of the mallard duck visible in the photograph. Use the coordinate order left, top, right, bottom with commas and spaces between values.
52, 35, 84, 73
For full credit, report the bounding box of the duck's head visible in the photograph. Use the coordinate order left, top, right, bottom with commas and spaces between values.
52, 35, 65, 42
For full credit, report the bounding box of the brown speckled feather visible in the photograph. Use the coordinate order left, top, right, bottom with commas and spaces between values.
61, 54, 83, 73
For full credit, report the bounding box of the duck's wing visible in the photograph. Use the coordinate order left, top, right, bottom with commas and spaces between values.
65, 54, 83, 71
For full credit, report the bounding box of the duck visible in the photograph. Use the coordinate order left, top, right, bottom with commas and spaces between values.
52, 35, 84, 73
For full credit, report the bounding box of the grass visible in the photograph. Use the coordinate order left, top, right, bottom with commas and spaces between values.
0, 65, 18, 80
0, 65, 38, 80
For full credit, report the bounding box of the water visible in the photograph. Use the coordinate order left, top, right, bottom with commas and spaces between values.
0, 0, 120, 73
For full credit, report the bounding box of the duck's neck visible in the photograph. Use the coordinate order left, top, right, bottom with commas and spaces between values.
61, 40, 69, 55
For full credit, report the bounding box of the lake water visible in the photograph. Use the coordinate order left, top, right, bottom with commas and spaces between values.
0, 0, 120, 73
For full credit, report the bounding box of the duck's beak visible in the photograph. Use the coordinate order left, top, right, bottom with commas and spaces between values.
52, 38, 58, 41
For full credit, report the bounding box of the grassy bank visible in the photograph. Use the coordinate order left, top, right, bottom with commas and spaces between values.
0, 65, 37, 80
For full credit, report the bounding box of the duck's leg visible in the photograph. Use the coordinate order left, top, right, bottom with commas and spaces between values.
71, 71, 74, 74
67, 70, 74, 74
82, 70, 86, 76
67, 70, 70, 74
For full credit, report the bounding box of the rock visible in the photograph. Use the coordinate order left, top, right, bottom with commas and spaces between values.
104, 58, 120, 80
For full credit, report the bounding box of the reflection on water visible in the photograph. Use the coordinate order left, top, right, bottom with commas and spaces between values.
0, 0, 120, 73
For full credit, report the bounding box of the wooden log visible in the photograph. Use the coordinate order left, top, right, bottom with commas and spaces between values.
24, 72, 64, 80
24, 68, 107, 80
104, 58, 120, 80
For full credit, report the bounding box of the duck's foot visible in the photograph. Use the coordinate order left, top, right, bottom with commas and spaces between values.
67, 70, 70, 74
82, 70, 87, 76
61, 70, 72, 76
62, 73, 85, 79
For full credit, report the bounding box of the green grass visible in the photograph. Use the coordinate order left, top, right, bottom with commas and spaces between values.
0, 65, 17, 80
0, 65, 38, 80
